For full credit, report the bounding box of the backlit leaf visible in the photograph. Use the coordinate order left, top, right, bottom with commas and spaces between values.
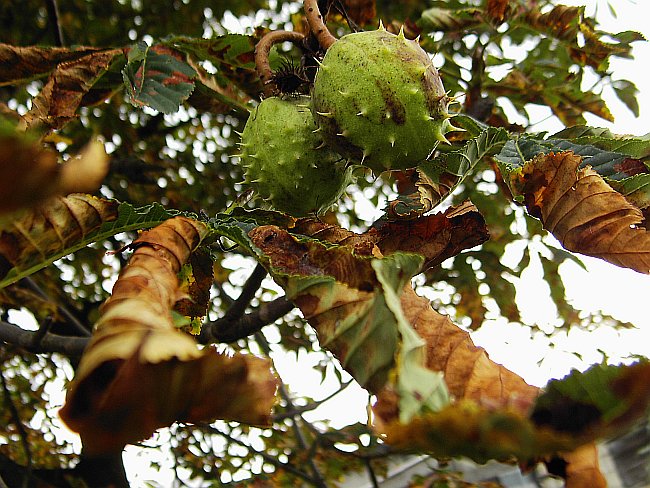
122, 42, 196, 114
0, 199, 184, 289
502, 151, 650, 273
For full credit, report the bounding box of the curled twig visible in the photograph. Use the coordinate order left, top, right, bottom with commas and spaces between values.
304, 0, 337, 50
255, 30, 306, 97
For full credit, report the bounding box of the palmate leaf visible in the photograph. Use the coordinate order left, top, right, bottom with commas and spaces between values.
60, 217, 277, 454
122, 41, 196, 114
247, 225, 449, 416
0, 198, 185, 289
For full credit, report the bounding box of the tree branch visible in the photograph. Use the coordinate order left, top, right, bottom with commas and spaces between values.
0, 321, 87, 356
45, 0, 65, 47
20, 278, 90, 336
199, 296, 295, 344
0, 366, 32, 488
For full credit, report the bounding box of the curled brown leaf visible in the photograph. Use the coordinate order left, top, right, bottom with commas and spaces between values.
513, 151, 650, 273
60, 217, 277, 454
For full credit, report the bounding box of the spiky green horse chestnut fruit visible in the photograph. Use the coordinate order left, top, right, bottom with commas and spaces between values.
311, 26, 457, 174
239, 95, 351, 216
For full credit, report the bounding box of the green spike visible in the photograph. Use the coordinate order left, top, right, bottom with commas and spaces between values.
378, 20, 386, 31
398, 26, 405, 40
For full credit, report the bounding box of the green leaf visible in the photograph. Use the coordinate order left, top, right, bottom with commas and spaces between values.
608, 174, 650, 209
612, 79, 640, 117
122, 41, 196, 114
495, 133, 650, 187
419, 125, 509, 201
531, 361, 650, 435
372, 254, 450, 422
163, 34, 261, 96
417, 7, 480, 33
551, 126, 650, 159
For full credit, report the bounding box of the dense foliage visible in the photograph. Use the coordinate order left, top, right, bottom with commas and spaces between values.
0, 1, 649, 487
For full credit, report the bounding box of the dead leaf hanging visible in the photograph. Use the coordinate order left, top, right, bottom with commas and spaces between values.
60, 216, 278, 454
511, 151, 650, 273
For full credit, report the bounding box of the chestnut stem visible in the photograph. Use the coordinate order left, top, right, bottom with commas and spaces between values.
303, 0, 337, 50
255, 30, 305, 97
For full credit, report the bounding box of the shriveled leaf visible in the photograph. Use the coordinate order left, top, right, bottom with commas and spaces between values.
374, 201, 490, 270
22, 49, 123, 129
0, 200, 182, 289
0, 125, 110, 213
0, 194, 118, 286
381, 399, 572, 462
60, 217, 277, 454
0, 44, 109, 86
372, 256, 450, 422
122, 42, 196, 114
174, 248, 214, 324
503, 151, 650, 273
248, 226, 450, 417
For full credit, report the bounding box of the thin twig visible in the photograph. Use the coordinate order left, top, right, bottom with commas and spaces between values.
272, 380, 353, 421
0, 367, 32, 488
20, 278, 90, 336
201, 423, 320, 485
45, 0, 65, 46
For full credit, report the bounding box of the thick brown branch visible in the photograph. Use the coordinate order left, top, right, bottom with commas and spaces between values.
199, 296, 295, 344
304, 0, 337, 50
0, 321, 88, 356
255, 30, 305, 97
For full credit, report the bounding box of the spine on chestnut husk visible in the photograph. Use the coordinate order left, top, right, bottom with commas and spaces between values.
239, 95, 352, 216
311, 24, 459, 175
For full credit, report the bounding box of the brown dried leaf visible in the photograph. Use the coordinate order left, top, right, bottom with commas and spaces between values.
512, 151, 650, 273
0, 44, 108, 86
373, 286, 604, 484
294, 201, 489, 271
340, 0, 376, 26
21, 49, 123, 130
174, 248, 214, 320
374, 201, 490, 270
0, 194, 118, 281
0, 132, 109, 214
60, 217, 277, 454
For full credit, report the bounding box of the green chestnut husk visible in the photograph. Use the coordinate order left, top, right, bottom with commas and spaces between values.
240, 95, 352, 216
312, 26, 459, 174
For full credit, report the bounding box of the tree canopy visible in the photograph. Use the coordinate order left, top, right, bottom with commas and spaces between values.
1, 0, 649, 486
